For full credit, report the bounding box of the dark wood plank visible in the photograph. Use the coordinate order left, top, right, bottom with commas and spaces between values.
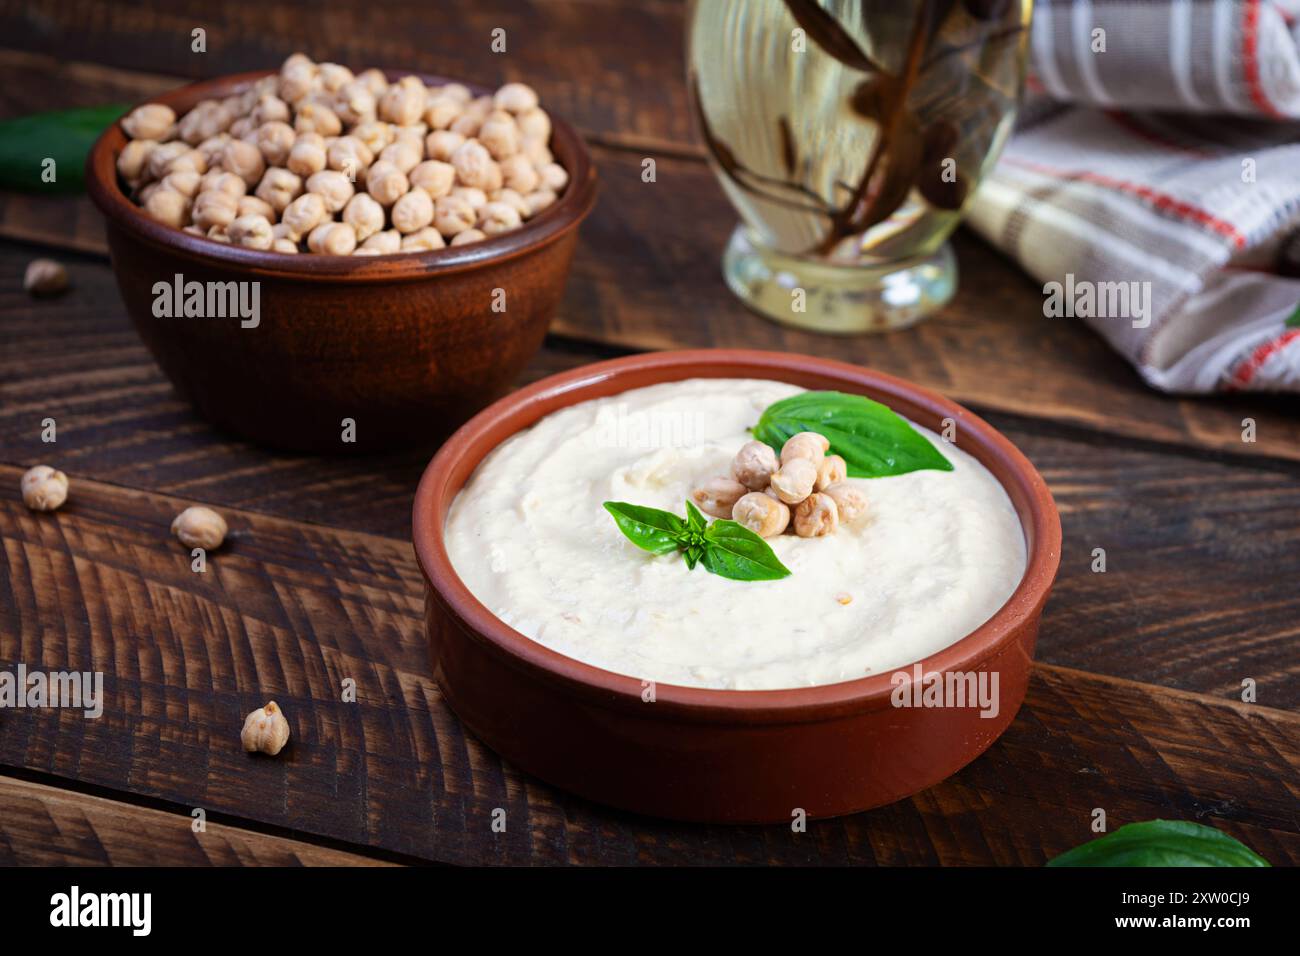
3, 245, 1298, 701
0, 774, 396, 865
0, 0, 695, 153
1, 469, 1296, 865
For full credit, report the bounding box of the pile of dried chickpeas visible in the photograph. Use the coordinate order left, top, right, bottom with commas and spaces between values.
117, 53, 569, 255
691, 432, 869, 539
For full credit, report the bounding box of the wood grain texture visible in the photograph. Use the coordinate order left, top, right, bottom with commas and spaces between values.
0, 774, 396, 865
0, 469, 1296, 866
3, 246, 1298, 702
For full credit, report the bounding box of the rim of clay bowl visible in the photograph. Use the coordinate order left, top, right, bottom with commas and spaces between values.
413, 349, 1062, 724
86, 69, 598, 283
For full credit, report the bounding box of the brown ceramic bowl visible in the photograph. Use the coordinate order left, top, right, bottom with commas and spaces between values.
86, 70, 598, 453
413, 350, 1061, 823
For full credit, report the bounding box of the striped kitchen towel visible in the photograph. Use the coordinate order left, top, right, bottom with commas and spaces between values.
967, 0, 1300, 392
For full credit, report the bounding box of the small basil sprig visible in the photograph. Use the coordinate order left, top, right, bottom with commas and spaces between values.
1047, 821, 1270, 868
603, 500, 791, 582
753, 390, 953, 478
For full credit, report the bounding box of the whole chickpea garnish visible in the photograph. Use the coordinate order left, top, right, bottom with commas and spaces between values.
379, 81, 426, 126
478, 115, 519, 161
334, 80, 377, 126
117, 139, 157, 183
250, 93, 291, 126
409, 159, 455, 198
317, 62, 355, 93
423, 96, 463, 130
200, 169, 247, 198
145, 141, 190, 181
254, 168, 302, 214
21, 465, 69, 512
822, 482, 868, 526
294, 102, 342, 137
328, 135, 374, 174
816, 454, 847, 491
450, 140, 502, 192
733, 492, 789, 538
379, 139, 422, 174
794, 493, 839, 538
161, 169, 201, 198
241, 701, 290, 756
769, 457, 817, 505
143, 187, 190, 228
780, 431, 829, 467
287, 134, 327, 177
731, 440, 779, 491
122, 103, 176, 141
255, 121, 296, 166
691, 477, 748, 519
352, 120, 395, 155
280, 191, 326, 240
192, 190, 238, 230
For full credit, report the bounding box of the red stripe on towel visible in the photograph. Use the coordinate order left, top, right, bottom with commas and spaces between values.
1228, 328, 1300, 389
1243, 0, 1286, 119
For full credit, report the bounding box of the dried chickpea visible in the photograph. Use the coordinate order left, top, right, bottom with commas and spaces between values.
222, 138, 266, 186
161, 169, 201, 198
822, 482, 868, 526
690, 477, 748, 519
732, 492, 789, 538
538, 161, 569, 192
207, 225, 231, 242
237, 195, 275, 220
478, 199, 521, 235
143, 187, 190, 228
122, 103, 176, 140
24, 259, 70, 297
400, 226, 446, 251
489, 188, 530, 220
516, 107, 551, 141
450, 140, 502, 191
780, 431, 829, 467
250, 93, 291, 126
255, 167, 303, 213
523, 188, 557, 218
279, 58, 318, 103
391, 187, 435, 234
493, 82, 539, 114
731, 440, 779, 490
359, 229, 401, 253
439, 82, 472, 104
357, 68, 389, 96
318, 63, 355, 93
294, 101, 342, 137
305, 169, 355, 213
196, 133, 232, 168
379, 81, 426, 126
478, 115, 519, 160
192, 190, 239, 230
307, 221, 357, 255
327, 135, 374, 174
794, 493, 839, 538
379, 139, 422, 174
425, 130, 465, 162
499, 153, 539, 194
423, 96, 462, 130
365, 159, 409, 206
449, 228, 487, 246
241, 701, 290, 756
287, 134, 327, 177
434, 194, 476, 237
166, 148, 208, 177
770, 457, 817, 505
449, 106, 487, 137
145, 141, 190, 180
171, 505, 227, 550
21, 465, 69, 512
228, 213, 274, 250
451, 185, 487, 210
200, 169, 247, 198
408, 159, 455, 198
352, 120, 394, 155
178, 100, 233, 144
342, 192, 385, 241
271, 237, 299, 254
334, 80, 376, 126
280, 191, 326, 240
521, 134, 553, 168
117, 139, 157, 182
816, 455, 847, 491
255, 120, 296, 166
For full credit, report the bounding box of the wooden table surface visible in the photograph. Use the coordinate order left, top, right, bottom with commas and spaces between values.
1, 0, 1297, 867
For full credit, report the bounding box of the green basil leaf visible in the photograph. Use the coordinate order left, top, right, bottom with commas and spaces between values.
684, 499, 708, 533
1047, 821, 1270, 868
753, 390, 953, 479
701, 519, 792, 581
683, 544, 703, 570
0, 105, 129, 194
602, 502, 686, 556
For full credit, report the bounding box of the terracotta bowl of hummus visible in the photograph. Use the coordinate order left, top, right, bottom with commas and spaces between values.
412, 349, 1061, 823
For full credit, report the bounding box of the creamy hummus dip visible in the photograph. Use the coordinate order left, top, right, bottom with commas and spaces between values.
444, 379, 1026, 690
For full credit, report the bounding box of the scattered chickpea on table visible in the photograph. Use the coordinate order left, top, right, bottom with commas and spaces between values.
117, 53, 570, 254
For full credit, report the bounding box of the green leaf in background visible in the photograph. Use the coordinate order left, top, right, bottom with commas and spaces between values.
753, 390, 954, 479
700, 519, 792, 581
1047, 820, 1270, 868
601, 502, 685, 556
0, 104, 128, 194
1286, 303, 1300, 329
